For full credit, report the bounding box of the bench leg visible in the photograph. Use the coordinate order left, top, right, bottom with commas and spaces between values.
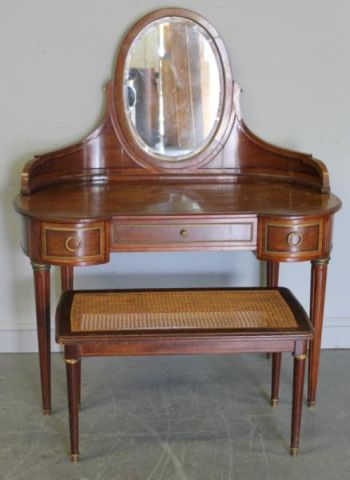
77, 361, 81, 406
271, 353, 282, 407
65, 347, 80, 461
290, 349, 307, 455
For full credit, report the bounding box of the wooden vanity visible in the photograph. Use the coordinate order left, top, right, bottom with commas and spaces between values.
13, 8, 341, 415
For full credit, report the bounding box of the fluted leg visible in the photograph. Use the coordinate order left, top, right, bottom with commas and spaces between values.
266, 261, 280, 287
60, 265, 74, 292
266, 261, 281, 406
308, 258, 328, 406
60, 266, 81, 402
32, 262, 51, 414
65, 347, 80, 461
290, 351, 307, 455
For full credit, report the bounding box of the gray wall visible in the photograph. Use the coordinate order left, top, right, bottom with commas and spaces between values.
1, 0, 348, 351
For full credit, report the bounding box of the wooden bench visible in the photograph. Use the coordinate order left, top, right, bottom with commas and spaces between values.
56, 287, 313, 461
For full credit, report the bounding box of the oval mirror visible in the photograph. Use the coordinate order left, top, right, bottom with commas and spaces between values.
113, 8, 234, 171
122, 15, 224, 161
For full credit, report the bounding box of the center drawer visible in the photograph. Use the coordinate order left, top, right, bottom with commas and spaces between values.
111, 217, 257, 251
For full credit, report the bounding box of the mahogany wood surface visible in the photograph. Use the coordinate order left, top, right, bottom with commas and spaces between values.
15, 183, 340, 219
13, 8, 341, 414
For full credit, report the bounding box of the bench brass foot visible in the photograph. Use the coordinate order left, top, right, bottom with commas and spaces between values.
70, 453, 80, 462
271, 398, 278, 407
290, 447, 299, 456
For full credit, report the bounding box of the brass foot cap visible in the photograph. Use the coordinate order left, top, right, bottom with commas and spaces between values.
43, 409, 51, 415
271, 398, 278, 408
290, 447, 299, 456
70, 453, 80, 462
307, 400, 316, 408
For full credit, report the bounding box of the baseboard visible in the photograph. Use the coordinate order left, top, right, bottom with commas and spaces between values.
0, 317, 349, 352
0, 327, 61, 353
321, 317, 350, 349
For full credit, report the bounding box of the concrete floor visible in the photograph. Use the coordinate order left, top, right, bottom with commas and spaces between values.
1, 351, 350, 480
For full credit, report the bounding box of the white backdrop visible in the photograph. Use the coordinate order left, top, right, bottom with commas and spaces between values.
0, 0, 348, 351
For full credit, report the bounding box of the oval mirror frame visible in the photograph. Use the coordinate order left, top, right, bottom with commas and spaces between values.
114, 8, 233, 170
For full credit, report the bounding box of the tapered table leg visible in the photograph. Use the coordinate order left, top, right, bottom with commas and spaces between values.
308, 258, 329, 407
60, 266, 80, 403
290, 351, 307, 455
32, 262, 51, 414
267, 261, 281, 406
65, 347, 80, 461
61, 265, 74, 292
267, 261, 279, 287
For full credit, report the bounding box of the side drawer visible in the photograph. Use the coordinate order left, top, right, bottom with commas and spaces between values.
258, 217, 324, 261
41, 222, 107, 265
111, 217, 257, 251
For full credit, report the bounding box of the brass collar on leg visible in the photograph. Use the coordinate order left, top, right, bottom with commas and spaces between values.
312, 258, 330, 267
31, 261, 50, 272
64, 358, 81, 365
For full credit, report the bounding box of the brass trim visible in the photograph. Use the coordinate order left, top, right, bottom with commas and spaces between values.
70, 453, 80, 462
42, 408, 51, 415
290, 447, 299, 456
65, 236, 83, 253
64, 358, 80, 365
307, 400, 316, 408
271, 398, 278, 407
31, 262, 50, 272
287, 231, 303, 247
312, 258, 330, 266
294, 353, 307, 360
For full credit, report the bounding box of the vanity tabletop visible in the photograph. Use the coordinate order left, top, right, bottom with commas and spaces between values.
14, 182, 341, 221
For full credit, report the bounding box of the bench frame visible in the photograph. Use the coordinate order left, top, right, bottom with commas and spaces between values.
56, 287, 313, 461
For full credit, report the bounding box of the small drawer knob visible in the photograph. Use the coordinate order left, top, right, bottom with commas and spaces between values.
287, 231, 303, 247
180, 229, 189, 239
65, 236, 82, 253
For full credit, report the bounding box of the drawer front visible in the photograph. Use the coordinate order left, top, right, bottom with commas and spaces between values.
41, 222, 107, 264
112, 217, 257, 251
258, 217, 324, 260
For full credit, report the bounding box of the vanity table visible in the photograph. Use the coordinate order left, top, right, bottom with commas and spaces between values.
14, 8, 341, 415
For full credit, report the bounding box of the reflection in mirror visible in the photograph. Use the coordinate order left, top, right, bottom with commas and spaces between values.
124, 17, 223, 161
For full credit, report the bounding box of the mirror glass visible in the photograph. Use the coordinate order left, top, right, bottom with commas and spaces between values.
123, 17, 223, 161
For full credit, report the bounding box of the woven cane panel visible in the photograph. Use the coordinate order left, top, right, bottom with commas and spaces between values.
70, 290, 298, 332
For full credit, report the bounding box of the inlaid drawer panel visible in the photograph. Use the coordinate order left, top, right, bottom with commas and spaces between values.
258, 217, 324, 260
112, 217, 257, 251
41, 222, 107, 264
